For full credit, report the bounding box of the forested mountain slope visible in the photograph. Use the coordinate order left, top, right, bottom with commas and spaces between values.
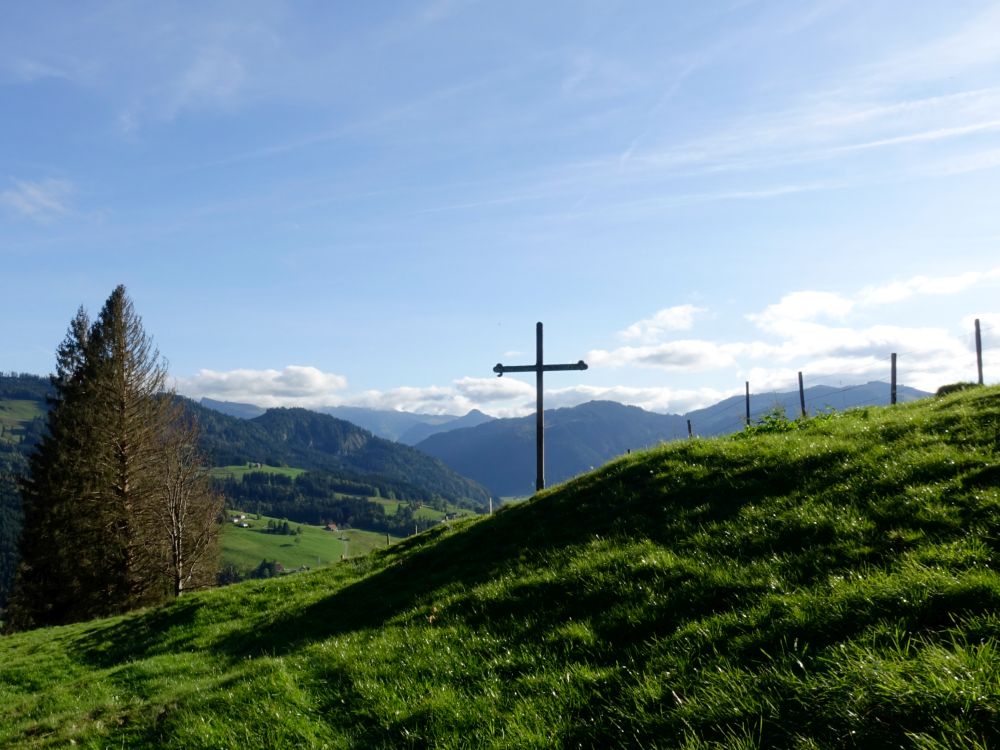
188, 401, 491, 508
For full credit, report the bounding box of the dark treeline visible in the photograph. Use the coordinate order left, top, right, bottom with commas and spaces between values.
0, 373, 52, 401
218, 470, 443, 536
0, 446, 30, 612
0, 374, 49, 615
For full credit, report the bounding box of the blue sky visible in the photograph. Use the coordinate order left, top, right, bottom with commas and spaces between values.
3, 0, 1000, 416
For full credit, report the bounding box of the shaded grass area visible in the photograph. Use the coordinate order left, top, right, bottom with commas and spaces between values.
3, 387, 1000, 747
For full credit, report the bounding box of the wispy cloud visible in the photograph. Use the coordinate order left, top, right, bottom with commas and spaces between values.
619, 304, 705, 341
589, 340, 739, 372
0, 178, 75, 221
866, 3, 1000, 87
6, 57, 75, 83
857, 270, 1000, 306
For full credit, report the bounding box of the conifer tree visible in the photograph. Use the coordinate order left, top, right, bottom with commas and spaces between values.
6, 308, 96, 628
7, 286, 221, 631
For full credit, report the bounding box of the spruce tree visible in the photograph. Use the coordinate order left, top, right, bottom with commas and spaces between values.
7, 286, 221, 630
6, 308, 96, 629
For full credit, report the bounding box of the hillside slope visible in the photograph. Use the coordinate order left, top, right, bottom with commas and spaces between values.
2, 386, 1000, 748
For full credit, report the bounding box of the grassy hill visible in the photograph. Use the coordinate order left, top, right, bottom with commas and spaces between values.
2, 385, 1000, 747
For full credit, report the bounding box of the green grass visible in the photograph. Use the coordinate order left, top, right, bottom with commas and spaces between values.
369, 498, 477, 521
4, 386, 1000, 747
0, 399, 44, 444
209, 464, 306, 481
222, 512, 397, 573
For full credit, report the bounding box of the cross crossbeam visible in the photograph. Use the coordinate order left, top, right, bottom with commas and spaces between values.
493, 322, 587, 492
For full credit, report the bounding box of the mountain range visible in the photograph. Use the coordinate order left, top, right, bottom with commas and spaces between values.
200, 400, 496, 444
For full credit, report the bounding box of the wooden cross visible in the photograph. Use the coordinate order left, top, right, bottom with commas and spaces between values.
493, 322, 587, 492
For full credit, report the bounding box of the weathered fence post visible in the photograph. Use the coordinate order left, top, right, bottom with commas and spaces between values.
976, 318, 984, 385
890, 353, 897, 405
798, 371, 806, 418
745, 381, 751, 427
687, 419, 693, 438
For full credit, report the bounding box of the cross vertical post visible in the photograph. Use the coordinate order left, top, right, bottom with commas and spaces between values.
494, 322, 588, 492
536, 322, 544, 492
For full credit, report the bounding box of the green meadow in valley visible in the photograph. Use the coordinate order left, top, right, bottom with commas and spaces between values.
3, 386, 1000, 748
221, 511, 399, 574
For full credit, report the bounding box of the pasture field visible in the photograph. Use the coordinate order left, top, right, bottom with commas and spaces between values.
369, 497, 477, 521
0, 399, 44, 444
3, 385, 1000, 748
222, 511, 398, 573
209, 464, 306, 481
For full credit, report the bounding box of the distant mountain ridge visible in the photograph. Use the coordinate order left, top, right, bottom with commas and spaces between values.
199, 398, 266, 419
199, 399, 497, 445
317, 406, 457, 442
397, 409, 495, 445
415, 400, 688, 498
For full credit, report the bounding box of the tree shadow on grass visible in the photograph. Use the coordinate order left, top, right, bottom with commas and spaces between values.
209, 446, 828, 660
69, 597, 202, 668
69, 439, 852, 668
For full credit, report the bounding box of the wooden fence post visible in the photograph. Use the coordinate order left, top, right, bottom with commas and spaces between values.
745, 381, 751, 427
890, 353, 897, 405
687, 419, 693, 438
976, 318, 984, 385
798, 371, 806, 418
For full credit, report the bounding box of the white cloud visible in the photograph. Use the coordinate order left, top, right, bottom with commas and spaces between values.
177, 365, 348, 407
543, 384, 735, 414
1, 178, 74, 221
350, 385, 466, 414
593, 267, 994, 393
748, 291, 854, 336
454, 376, 534, 402
619, 304, 705, 341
